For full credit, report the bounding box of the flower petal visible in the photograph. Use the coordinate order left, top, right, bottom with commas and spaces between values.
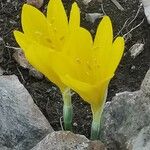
69, 2, 80, 31
29, 46, 66, 91
59, 74, 110, 108
109, 36, 125, 74
21, 4, 53, 47
63, 27, 93, 57
94, 16, 113, 48
47, 0, 68, 44
62, 27, 94, 82
92, 16, 113, 79
48, 51, 110, 107
13, 30, 28, 50
14, 30, 66, 91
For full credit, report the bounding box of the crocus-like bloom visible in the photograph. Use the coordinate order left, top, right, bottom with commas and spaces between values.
14, 0, 124, 115
14, 0, 80, 92
49, 16, 125, 113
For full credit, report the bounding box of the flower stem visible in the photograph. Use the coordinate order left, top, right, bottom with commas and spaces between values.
90, 89, 108, 140
62, 88, 73, 131
90, 107, 102, 140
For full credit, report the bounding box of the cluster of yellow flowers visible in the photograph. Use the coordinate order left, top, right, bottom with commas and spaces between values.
14, 0, 124, 140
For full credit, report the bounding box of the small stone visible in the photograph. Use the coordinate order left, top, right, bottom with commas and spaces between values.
73, 122, 78, 127
129, 43, 144, 58
13, 48, 43, 80
89, 140, 107, 150
32, 131, 106, 150
0, 37, 4, 63
9, 20, 17, 25
29, 68, 43, 79
82, 0, 92, 5
141, 69, 150, 96
0, 66, 4, 75
90, 29, 95, 34
85, 13, 103, 23
13, 48, 32, 69
131, 65, 136, 70
142, 0, 150, 24
26, 0, 44, 8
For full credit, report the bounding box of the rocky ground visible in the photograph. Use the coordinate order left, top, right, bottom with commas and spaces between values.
0, 0, 150, 150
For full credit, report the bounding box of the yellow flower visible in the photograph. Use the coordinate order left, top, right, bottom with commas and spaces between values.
49, 16, 125, 113
14, 0, 124, 138
13, 0, 80, 92
14, 0, 124, 114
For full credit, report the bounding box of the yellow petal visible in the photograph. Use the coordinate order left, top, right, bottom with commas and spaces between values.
46, 51, 92, 92
14, 30, 66, 91
63, 27, 93, 57
13, 30, 28, 50
69, 2, 80, 31
47, 0, 68, 44
48, 52, 79, 81
62, 27, 93, 82
21, 4, 53, 47
59, 74, 110, 108
108, 36, 125, 75
48, 51, 110, 107
94, 16, 113, 48
28, 46, 66, 91
92, 16, 113, 79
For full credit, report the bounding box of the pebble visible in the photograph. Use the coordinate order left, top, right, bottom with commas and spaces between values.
26, 0, 44, 8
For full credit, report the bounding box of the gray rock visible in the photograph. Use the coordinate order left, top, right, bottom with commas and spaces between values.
126, 126, 150, 150
32, 131, 106, 150
141, 0, 150, 24
100, 69, 150, 150
85, 13, 103, 23
29, 68, 43, 80
26, 0, 44, 8
0, 66, 4, 75
129, 43, 144, 58
0, 75, 53, 150
0, 37, 4, 63
13, 48, 43, 80
141, 69, 150, 96
80, 0, 103, 5
81, 0, 92, 5
13, 48, 32, 69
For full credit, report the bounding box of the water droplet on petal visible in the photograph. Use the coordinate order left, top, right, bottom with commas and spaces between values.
86, 72, 90, 76
76, 58, 81, 64
60, 36, 64, 41
35, 31, 42, 35
93, 58, 96, 62
54, 28, 57, 32
97, 64, 100, 68
50, 45, 55, 49
86, 61, 92, 70
51, 17, 55, 23
46, 38, 52, 43
93, 46, 99, 51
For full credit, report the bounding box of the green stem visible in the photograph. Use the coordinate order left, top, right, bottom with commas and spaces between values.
91, 107, 102, 140
90, 88, 108, 140
62, 88, 73, 131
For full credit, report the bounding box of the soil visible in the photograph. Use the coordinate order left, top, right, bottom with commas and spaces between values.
0, 0, 150, 139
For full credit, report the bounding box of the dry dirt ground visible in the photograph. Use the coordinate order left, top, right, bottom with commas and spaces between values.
0, 0, 150, 138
